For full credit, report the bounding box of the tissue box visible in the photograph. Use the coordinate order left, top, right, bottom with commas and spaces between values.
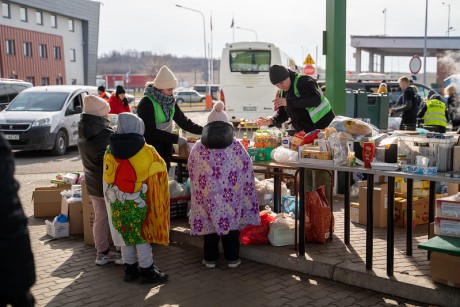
401, 164, 437, 175
45, 220, 69, 238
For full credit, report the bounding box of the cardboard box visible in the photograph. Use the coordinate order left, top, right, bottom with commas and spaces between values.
298, 146, 334, 165
436, 194, 460, 218
394, 197, 429, 228
434, 217, 460, 237
33, 185, 71, 217
430, 252, 460, 288
45, 220, 69, 238
358, 181, 388, 228
82, 179, 95, 245
453, 146, 460, 172
61, 196, 83, 235
350, 202, 359, 223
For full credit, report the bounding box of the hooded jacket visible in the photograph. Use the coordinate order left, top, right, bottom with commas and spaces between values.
188, 122, 260, 236
77, 113, 114, 197
108, 93, 130, 114
103, 116, 170, 246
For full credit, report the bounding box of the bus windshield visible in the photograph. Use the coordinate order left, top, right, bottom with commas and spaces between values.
230, 50, 271, 73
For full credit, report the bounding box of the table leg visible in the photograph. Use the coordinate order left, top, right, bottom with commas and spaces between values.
176, 162, 183, 183
428, 180, 436, 260
299, 168, 306, 256
366, 175, 374, 270
387, 176, 395, 276
344, 171, 351, 245
273, 167, 281, 213
406, 178, 413, 256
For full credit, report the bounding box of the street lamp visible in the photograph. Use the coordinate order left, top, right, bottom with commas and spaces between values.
175, 4, 208, 95
442, 2, 451, 37
236, 26, 258, 41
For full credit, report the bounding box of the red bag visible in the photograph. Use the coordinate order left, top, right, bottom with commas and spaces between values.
240, 211, 276, 245
304, 185, 334, 244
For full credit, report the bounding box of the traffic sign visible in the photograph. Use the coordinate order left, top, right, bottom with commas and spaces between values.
303, 54, 315, 65
304, 65, 315, 76
409, 55, 422, 75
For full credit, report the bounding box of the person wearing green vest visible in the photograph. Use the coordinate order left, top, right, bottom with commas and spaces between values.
255, 64, 335, 132
137, 66, 203, 169
417, 92, 449, 133
255, 64, 336, 207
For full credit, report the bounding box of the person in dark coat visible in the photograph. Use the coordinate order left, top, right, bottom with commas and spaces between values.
255, 65, 335, 132
0, 132, 36, 307
77, 95, 121, 266
390, 76, 417, 130
137, 66, 203, 169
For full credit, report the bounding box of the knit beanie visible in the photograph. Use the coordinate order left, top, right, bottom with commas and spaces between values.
116, 112, 145, 135
83, 95, 110, 117
207, 101, 228, 123
116, 85, 126, 95
269, 65, 290, 85
97, 85, 105, 92
153, 66, 178, 90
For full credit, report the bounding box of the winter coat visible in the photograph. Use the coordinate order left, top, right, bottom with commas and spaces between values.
188, 122, 260, 236
108, 94, 131, 114
271, 71, 335, 133
394, 86, 417, 128
77, 113, 114, 197
0, 133, 35, 297
103, 133, 170, 246
137, 96, 203, 168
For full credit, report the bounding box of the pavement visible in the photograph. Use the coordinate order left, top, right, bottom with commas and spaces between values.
17, 171, 460, 307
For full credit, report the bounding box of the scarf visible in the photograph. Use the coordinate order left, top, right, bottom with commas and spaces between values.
144, 86, 176, 122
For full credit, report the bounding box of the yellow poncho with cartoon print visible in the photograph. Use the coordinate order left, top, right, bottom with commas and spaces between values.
103, 144, 170, 246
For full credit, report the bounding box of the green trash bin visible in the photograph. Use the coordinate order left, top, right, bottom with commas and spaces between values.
354, 89, 369, 119
366, 93, 389, 130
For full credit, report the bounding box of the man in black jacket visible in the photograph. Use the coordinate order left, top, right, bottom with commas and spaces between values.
0, 132, 36, 306
255, 65, 335, 132
390, 76, 417, 130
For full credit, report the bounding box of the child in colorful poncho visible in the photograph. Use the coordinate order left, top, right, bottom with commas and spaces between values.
103, 112, 169, 284
188, 101, 260, 268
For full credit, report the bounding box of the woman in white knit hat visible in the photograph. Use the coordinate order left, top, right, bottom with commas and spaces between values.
188, 101, 260, 269
137, 65, 203, 169
77, 95, 122, 266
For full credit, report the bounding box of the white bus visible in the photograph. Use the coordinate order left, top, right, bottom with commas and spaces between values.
219, 42, 297, 125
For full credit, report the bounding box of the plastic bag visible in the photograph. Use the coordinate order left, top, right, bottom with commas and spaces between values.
268, 212, 298, 246
304, 185, 334, 244
240, 207, 276, 245
270, 146, 298, 163
169, 180, 190, 198
328, 115, 379, 137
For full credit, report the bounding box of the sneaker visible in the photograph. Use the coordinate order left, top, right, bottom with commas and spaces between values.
202, 259, 216, 268
227, 259, 241, 268
95, 250, 118, 265
115, 250, 123, 265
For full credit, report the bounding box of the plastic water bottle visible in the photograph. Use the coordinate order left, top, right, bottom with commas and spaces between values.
282, 132, 290, 148
241, 133, 249, 151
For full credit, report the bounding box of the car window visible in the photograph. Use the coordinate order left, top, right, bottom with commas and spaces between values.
7, 92, 68, 111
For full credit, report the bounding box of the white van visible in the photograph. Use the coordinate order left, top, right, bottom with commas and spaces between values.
0, 85, 97, 155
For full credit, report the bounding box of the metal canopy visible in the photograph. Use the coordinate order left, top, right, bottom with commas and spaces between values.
351, 35, 460, 57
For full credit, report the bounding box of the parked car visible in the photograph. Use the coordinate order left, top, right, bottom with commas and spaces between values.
175, 90, 206, 103
0, 85, 98, 155
0, 79, 33, 111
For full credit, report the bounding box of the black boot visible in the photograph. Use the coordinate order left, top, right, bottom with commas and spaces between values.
123, 263, 140, 282
139, 264, 168, 284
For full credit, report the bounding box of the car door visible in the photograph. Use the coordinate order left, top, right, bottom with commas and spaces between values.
63, 91, 84, 146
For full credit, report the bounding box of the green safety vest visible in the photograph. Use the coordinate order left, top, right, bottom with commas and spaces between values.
144, 95, 175, 124
423, 99, 447, 127
280, 74, 332, 124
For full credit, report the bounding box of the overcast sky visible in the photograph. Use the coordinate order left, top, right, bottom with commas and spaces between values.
97, 0, 459, 73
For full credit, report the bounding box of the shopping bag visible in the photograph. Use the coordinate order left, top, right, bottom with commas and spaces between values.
240, 209, 276, 245
304, 185, 334, 244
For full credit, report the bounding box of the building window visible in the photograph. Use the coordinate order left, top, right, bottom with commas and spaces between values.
39, 44, 47, 58
68, 19, 74, 32
53, 46, 61, 60
71, 79, 77, 85
23, 42, 32, 57
36, 11, 43, 25
70, 49, 76, 62
26, 77, 35, 85
6, 39, 15, 55
41, 77, 49, 86
2, 3, 10, 18
20, 7, 27, 22
56, 77, 63, 85
50, 14, 57, 28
